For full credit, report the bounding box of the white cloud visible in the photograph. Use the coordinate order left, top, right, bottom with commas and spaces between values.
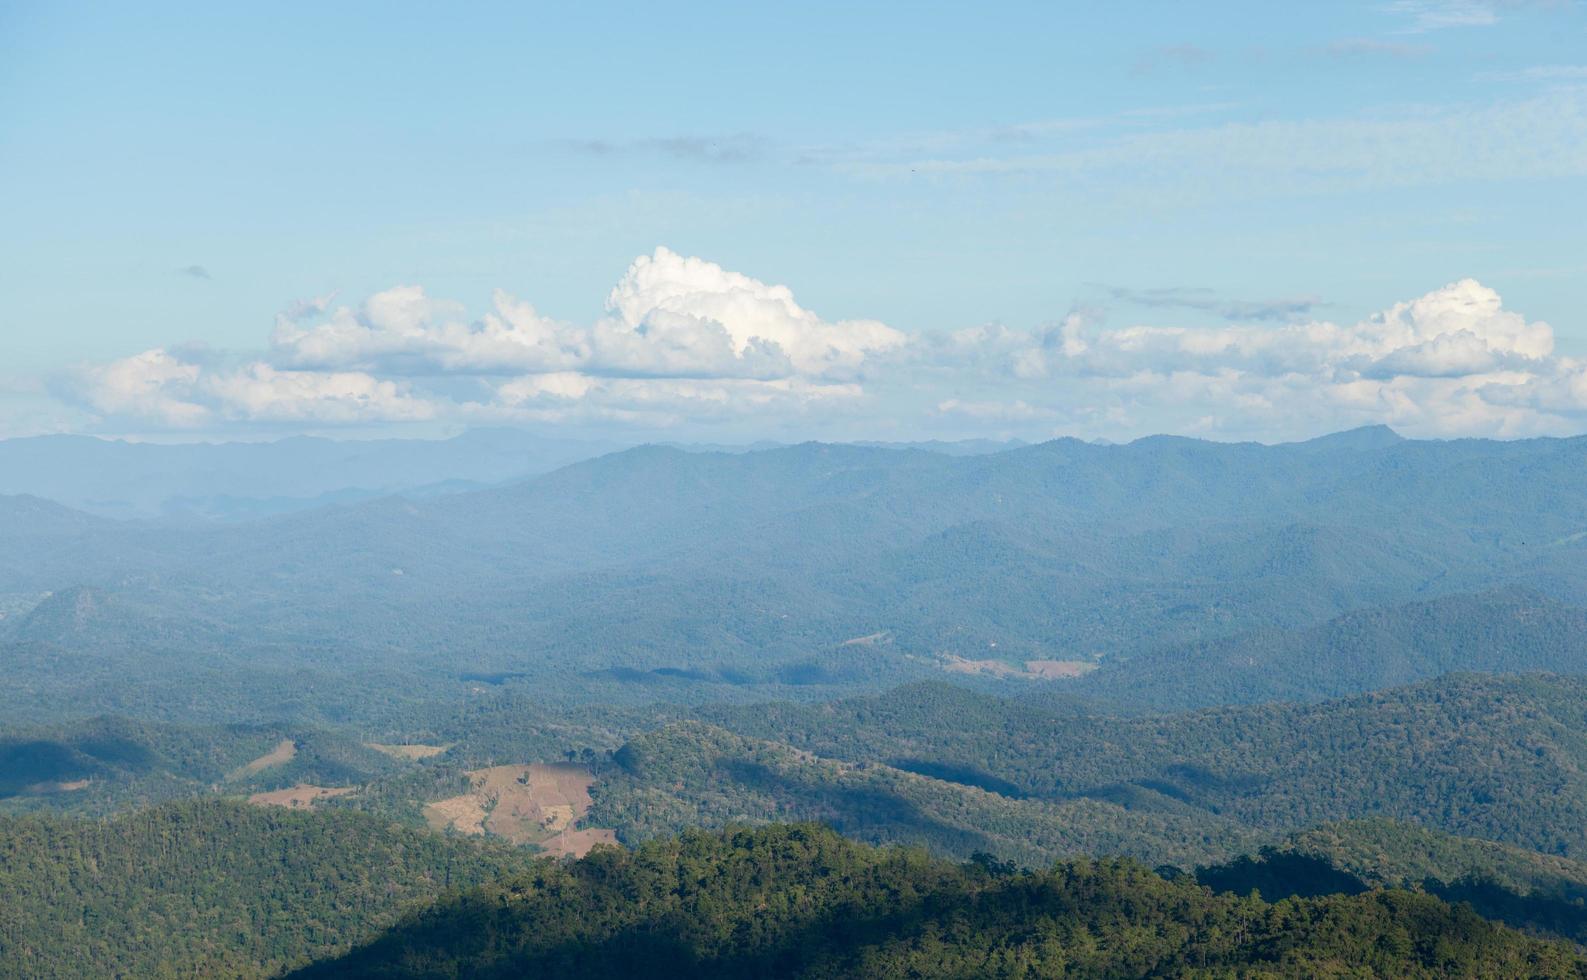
81, 349, 209, 426
936, 399, 1054, 422
61, 252, 1587, 442
204, 364, 438, 423
270, 247, 904, 382
74, 352, 440, 427
901, 278, 1577, 440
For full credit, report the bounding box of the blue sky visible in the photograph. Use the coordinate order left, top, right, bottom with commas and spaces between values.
2, 1, 1585, 442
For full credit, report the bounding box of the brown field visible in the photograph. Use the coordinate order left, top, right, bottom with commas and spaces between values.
21, 779, 90, 794
1024, 659, 1097, 679
422, 763, 614, 857
940, 655, 1096, 680
366, 742, 450, 760
227, 739, 297, 781
540, 827, 619, 858
247, 784, 355, 809
422, 793, 488, 836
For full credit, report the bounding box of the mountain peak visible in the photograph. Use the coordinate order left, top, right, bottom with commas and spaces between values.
1292, 425, 1403, 451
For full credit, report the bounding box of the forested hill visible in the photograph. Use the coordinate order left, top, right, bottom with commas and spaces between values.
0, 800, 540, 978
1197, 818, 1587, 947
1074, 587, 1587, 709
682, 673, 1587, 859
295, 823, 1587, 979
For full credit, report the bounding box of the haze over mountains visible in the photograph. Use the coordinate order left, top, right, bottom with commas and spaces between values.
4, 425, 1587, 709
0, 429, 617, 520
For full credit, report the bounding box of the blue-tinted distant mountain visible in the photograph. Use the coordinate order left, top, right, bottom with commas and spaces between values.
1075, 588, 1587, 709
1283, 424, 1405, 453
0, 429, 619, 520
4, 430, 1587, 707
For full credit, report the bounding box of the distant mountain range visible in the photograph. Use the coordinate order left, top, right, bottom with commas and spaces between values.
3, 426, 1587, 720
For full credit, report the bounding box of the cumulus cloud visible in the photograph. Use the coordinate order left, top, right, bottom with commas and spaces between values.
71, 249, 899, 432
59, 248, 1587, 441
270, 247, 903, 383
74, 350, 437, 428
909, 278, 1573, 439
81, 349, 210, 426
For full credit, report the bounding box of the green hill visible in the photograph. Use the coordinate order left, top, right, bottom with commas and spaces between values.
293, 823, 1587, 979
591, 721, 1254, 869
699, 673, 1587, 858
0, 799, 540, 978
1199, 818, 1587, 946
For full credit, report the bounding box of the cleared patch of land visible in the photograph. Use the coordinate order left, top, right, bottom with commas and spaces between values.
423, 793, 488, 836
1024, 659, 1097, 679
247, 784, 355, 809
422, 763, 614, 857
540, 827, 619, 858
366, 742, 450, 760
21, 779, 90, 794
940, 655, 1095, 680
227, 739, 297, 781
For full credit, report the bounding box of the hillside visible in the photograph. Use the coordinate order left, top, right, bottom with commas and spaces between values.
697, 673, 1587, 858
591, 721, 1254, 868
0, 715, 401, 816
1076, 587, 1587, 709
0, 800, 541, 978
293, 823, 1587, 979
1199, 819, 1587, 946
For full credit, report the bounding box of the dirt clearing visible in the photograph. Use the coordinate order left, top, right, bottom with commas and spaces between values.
247, 784, 355, 809
227, 739, 297, 780
367, 742, 450, 760
422, 763, 614, 856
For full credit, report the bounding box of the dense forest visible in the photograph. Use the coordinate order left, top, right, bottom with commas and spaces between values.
682, 673, 1587, 858
1196, 819, 1587, 947
0, 800, 540, 978
296, 823, 1587, 978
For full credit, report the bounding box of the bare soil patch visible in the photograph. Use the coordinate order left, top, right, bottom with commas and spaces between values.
540, 827, 619, 858
940, 655, 1096, 680
21, 779, 90, 794
1024, 659, 1097, 679
366, 742, 450, 761
247, 784, 355, 809
421, 763, 613, 857
228, 739, 297, 781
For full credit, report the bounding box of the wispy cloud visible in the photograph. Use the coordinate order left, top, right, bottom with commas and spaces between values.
177, 265, 211, 280
1384, 0, 1574, 33
838, 90, 1587, 201
561, 133, 769, 164
1104, 286, 1326, 322
1384, 0, 1501, 32
1131, 43, 1215, 75
1325, 37, 1434, 59
1479, 64, 1587, 81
